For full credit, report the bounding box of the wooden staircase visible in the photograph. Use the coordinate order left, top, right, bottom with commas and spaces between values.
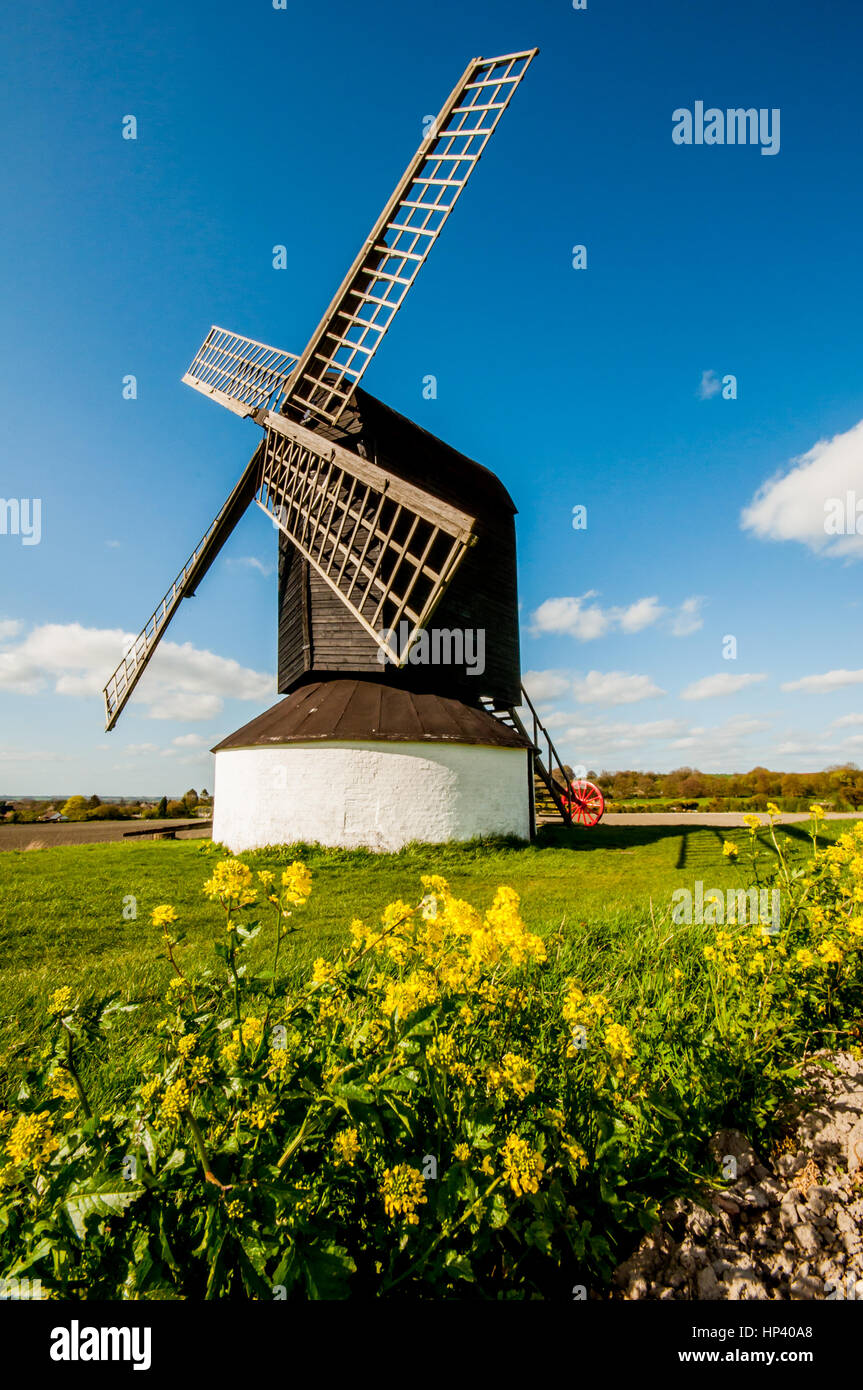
480, 685, 574, 831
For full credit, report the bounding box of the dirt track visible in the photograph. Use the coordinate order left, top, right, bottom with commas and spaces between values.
1, 810, 859, 852
0, 819, 212, 852
601, 811, 861, 826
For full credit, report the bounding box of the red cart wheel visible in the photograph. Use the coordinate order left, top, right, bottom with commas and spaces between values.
566, 780, 605, 827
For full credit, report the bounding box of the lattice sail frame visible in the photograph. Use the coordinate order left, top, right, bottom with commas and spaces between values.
181, 51, 536, 427
182, 328, 298, 417
103, 50, 535, 728
102, 452, 262, 730
282, 50, 537, 427
253, 410, 476, 663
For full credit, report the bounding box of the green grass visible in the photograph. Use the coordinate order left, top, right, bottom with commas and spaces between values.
0, 819, 850, 1113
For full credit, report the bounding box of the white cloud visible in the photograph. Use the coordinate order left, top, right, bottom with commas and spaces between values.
618, 596, 666, 633
145, 692, 226, 722
681, 672, 767, 700
530, 593, 611, 641
529, 592, 673, 641
549, 713, 773, 772
0, 621, 273, 721
741, 417, 863, 558
698, 370, 721, 400
0, 746, 71, 763
833, 713, 863, 727
522, 669, 572, 703
106, 540, 121, 549
0, 619, 23, 641
781, 668, 863, 694
172, 733, 208, 748
560, 717, 687, 754
530, 593, 702, 642
571, 670, 665, 706
671, 596, 704, 636
227, 556, 274, 577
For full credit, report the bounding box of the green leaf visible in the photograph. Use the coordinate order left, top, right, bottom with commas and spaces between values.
489, 1193, 509, 1229
301, 1242, 356, 1300
63, 1178, 142, 1240
443, 1249, 475, 1282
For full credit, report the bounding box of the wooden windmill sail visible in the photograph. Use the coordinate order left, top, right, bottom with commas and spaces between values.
102, 50, 537, 732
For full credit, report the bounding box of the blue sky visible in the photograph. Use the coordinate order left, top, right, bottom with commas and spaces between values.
2, 0, 863, 795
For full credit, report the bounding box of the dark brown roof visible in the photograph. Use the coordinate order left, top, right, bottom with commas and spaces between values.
212, 680, 530, 752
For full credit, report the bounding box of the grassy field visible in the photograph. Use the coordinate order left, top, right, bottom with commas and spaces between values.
3, 817, 862, 1297
0, 818, 850, 1114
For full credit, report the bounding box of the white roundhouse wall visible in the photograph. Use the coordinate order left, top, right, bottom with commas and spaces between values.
212, 740, 531, 852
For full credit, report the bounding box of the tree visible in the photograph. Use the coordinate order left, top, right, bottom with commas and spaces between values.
88, 794, 101, 808
183, 789, 199, 813
60, 796, 89, 822
166, 800, 187, 818
157, 796, 168, 819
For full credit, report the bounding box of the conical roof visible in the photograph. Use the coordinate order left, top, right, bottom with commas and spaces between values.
212, 680, 529, 751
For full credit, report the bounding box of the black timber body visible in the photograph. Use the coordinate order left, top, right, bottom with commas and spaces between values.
276, 387, 521, 709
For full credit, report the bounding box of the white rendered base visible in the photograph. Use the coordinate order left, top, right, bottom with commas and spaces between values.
212, 740, 531, 851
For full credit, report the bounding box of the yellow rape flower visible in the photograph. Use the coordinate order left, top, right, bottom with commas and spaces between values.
722, 841, 739, 859
151, 904, 178, 928
241, 1099, 278, 1130
381, 971, 438, 1020
334, 1128, 360, 1165
240, 1016, 264, 1047
427, 1033, 458, 1069
311, 958, 336, 987
487, 1052, 536, 1101
5, 1112, 58, 1169
500, 1134, 544, 1197
48, 1069, 77, 1118
563, 1139, 589, 1171
281, 861, 312, 905
203, 858, 257, 908
47, 986, 73, 1018
160, 1079, 190, 1125
604, 1022, 635, 1076
380, 1164, 427, 1224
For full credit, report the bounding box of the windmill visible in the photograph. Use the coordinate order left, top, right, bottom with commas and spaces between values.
102, 49, 601, 848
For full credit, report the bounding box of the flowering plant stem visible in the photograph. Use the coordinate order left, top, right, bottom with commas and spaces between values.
60, 1021, 92, 1120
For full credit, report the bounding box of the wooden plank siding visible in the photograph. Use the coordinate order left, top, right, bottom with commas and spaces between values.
276, 388, 521, 708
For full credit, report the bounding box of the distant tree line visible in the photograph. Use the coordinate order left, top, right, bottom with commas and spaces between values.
1, 790, 212, 824
554, 765, 863, 812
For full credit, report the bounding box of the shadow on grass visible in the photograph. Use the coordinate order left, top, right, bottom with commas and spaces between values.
535, 819, 828, 870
